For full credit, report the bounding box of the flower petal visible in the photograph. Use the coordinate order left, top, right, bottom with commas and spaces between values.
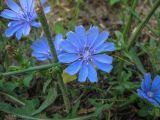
65, 60, 82, 75
27, 0, 34, 13
5, 24, 23, 37
93, 31, 109, 49
154, 89, 160, 97
54, 34, 63, 52
31, 13, 37, 20
31, 21, 41, 27
58, 53, 79, 63
137, 89, 148, 99
16, 28, 23, 40
154, 93, 160, 101
88, 64, 97, 82
87, 26, 99, 47
8, 21, 22, 27
35, 57, 48, 61
151, 75, 160, 92
43, 6, 51, 14
75, 25, 86, 45
141, 73, 151, 92
94, 42, 115, 54
31, 37, 49, 50
1, 9, 20, 20
32, 51, 45, 58
32, 50, 51, 58
93, 60, 113, 73
103, 42, 116, 51
41, 0, 47, 5
92, 54, 113, 64
23, 23, 31, 36
66, 31, 82, 49
19, 0, 28, 12
147, 98, 159, 106
78, 62, 88, 82
60, 40, 77, 53
31, 37, 52, 61
6, 0, 21, 12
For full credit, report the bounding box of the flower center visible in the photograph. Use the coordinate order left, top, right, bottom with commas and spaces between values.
80, 47, 92, 62
22, 12, 32, 22
147, 91, 154, 98
83, 50, 90, 59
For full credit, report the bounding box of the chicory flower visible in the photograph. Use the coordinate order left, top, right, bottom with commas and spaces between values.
1, 0, 50, 40
137, 73, 160, 107
31, 34, 63, 61
58, 25, 115, 82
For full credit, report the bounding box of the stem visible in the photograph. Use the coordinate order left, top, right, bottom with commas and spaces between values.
117, 0, 138, 81
127, 0, 160, 50
0, 91, 25, 106
13, 113, 95, 120
2, 63, 60, 76
123, 0, 138, 41
35, 0, 71, 112
35, 1, 58, 63
0, 31, 4, 42
128, 7, 159, 37
75, 0, 81, 20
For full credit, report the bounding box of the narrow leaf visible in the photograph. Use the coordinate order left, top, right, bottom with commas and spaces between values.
32, 87, 58, 116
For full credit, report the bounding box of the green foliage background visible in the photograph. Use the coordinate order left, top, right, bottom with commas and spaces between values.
0, 0, 160, 120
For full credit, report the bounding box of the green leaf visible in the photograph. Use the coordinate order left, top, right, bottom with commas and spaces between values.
95, 103, 112, 116
138, 106, 150, 117
43, 79, 52, 94
115, 31, 125, 50
0, 81, 19, 92
15, 99, 39, 116
126, 48, 146, 74
0, 102, 48, 120
139, 39, 160, 73
0, 102, 15, 113
8, 66, 22, 71
23, 73, 34, 88
0, 99, 39, 116
109, 0, 120, 6
62, 71, 77, 84
89, 99, 113, 116
54, 22, 65, 34
0, 91, 25, 106
32, 86, 58, 116
67, 101, 80, 118
0, 102, 95, 120
152, 108, 160, 117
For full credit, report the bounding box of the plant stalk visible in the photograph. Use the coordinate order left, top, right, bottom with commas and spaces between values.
35, 1, 58, 63
123, 0, 138, 41
127, 0, 160, 50
128, 7, 159, 37
1, 63, 60, 76
35, 0, 70, 112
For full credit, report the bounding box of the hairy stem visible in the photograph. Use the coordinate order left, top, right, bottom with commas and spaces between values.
127, 0, 160, 50
35, 1, 58, 63
123, 0, 138, 41
35, 0, 70, 112
128, 7, 159, 37
2, 63, 60, 76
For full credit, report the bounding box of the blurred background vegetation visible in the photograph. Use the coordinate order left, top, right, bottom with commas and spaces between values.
0, 0, 160, 119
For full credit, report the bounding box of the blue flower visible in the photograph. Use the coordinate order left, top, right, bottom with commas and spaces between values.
1, 0, 50, 40
137, 73, 160, 107
31, 34, 63, 61
58, 25, 115, 82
